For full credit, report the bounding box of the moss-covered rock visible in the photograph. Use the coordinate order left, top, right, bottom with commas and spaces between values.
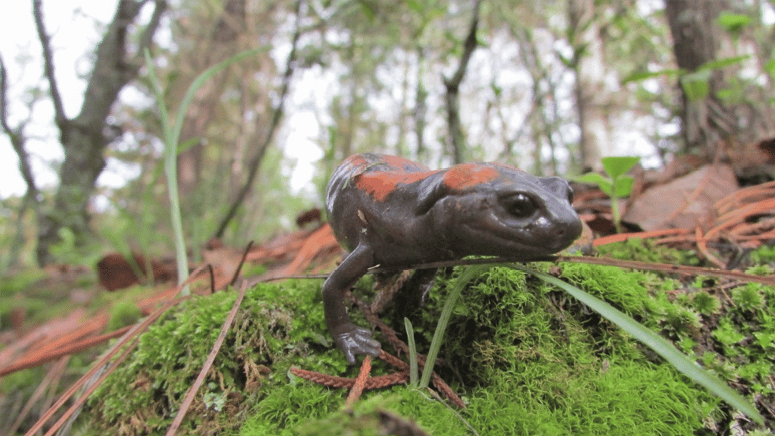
80, 239, 775, 435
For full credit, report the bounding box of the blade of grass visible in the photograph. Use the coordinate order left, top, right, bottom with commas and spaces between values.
510, 263, 764, 425
142, 47, 267, 295
420, 265, 490, 388
404, 317, 418, 387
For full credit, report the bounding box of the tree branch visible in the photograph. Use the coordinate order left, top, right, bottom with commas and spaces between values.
0, 56, 38, 197
32, 0, 68, 131
213, 0, 304, 238
137, 0, 168, 60
442, 0, 481, 164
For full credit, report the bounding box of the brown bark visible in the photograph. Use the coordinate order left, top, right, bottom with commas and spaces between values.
664, 0, 769, 157
35, 0, 167, 265
568, 0, 613, 172
1, 56, 40, 269
443, 0, 481, 164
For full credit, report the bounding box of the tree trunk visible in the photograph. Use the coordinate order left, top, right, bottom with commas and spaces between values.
35, 0, 166, 265
443, 0, 481, 164
568, 0, 613, 172
664, 0, 738, 156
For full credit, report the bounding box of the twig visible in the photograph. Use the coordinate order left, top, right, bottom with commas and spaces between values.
214, 0, 304, 237
259, 253, 775, 286
229, 241, 254, 285
38, 334, 141, 436
0, 326, 131, 377
290, 366, 409, 389
165, 280, 249, 435
32, 0, 67, 130
4, 357, 69, 436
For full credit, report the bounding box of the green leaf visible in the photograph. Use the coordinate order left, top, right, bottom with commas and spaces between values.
680, 71, 711, 101
510, 264, 764, 426
622, 69, 682, 84
698, 55, 749, 71
613, 175, 635, 198
177, 137, 201, 155
764, 59, 775, 78
420, 265, 488, 388
717, 12, 751, 32
575, 172, 610, 186
576, 173, 612, 196
602, 156, 640, 178
406, 0, 423, 13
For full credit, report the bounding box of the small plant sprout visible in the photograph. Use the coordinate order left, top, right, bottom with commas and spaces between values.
576, 156, 640, 233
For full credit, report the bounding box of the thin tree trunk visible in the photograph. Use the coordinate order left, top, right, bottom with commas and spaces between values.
443, 0, 481, 164
1, 57, 40, 269
34, 0, 166, 265
568, 0, 612, 172
664, 0, 750, 158
213, 0, 303, 239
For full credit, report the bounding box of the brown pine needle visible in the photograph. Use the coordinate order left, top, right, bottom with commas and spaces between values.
165, 279, 249, 436
345, 355, 373, 408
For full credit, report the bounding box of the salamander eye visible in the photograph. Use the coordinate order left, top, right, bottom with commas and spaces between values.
502, 193, 536, 218
567, 186, 575, 204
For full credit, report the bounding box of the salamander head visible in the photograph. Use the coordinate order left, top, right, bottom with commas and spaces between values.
430, 166, 582, 259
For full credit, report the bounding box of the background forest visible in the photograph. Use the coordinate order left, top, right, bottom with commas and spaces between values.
0, 0, 773, 271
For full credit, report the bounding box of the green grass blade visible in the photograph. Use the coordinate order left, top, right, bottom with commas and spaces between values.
170, 47, 268, 148
510, 263, 764, 425
404, 317, 418, 387
420, 265, 489, 388
142, 47, 267, 294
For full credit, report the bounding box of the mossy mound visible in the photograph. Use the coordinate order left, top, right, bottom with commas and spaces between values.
80, 240, 775, 435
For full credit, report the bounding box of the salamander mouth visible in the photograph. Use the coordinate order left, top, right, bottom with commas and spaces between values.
459, 222, 566, 258
459, 214, 579, 258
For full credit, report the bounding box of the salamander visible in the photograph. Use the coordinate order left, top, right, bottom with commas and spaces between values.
324, 153, 583, 364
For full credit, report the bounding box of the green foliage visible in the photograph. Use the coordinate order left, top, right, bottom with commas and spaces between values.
48, 227, 103, 266
732, 285, 764, 312
575, 157, 639, 233
527, 264, 761, 424
717, 12, 752, 33
404, 317, 419, 387
750, 244, 775, 265
595, 237, 695, 266
680, 56, 750, 101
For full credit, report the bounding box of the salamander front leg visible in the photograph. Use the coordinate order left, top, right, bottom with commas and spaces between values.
322, 245, 381, 365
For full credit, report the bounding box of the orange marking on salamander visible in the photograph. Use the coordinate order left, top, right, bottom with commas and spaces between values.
355, 171, 434, 202
442, 164, 501, 191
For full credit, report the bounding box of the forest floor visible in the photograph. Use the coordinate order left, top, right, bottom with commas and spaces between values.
1, 160, 775, 435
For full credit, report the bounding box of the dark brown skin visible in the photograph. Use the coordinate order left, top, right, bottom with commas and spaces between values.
324, 153, 583, 364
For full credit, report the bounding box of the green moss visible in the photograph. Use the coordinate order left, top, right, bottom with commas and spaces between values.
105, 300, 143, 331
85, 279, 329, 435
749, 245, 775, 265
594, 237, 696, 265
81, 240, 775, 434
692, 292, 721, 315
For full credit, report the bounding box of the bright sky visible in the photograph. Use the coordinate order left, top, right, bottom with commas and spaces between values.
0, 1, 121, 198
0, 1, 325, 200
